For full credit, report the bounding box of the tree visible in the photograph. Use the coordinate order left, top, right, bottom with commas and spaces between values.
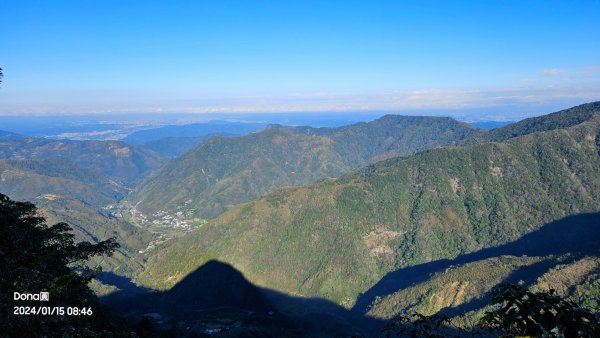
383, 313, 462, 338
480, 283, 600, 338
0, 192, 133, 337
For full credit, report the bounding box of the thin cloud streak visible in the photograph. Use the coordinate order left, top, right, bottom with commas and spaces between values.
0, 84, 598, 117
521, 65, 600, 83
541, 68, 563, 76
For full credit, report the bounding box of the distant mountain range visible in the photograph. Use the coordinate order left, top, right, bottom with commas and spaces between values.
122, 120, 267, 156
469, 120, 514, 130
123, 120, 267, 145
128, 115, 480, 222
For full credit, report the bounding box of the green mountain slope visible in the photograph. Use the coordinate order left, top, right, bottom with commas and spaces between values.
37, 196, 154, 277
128, 115, 479, 222
0, 137, 164, 278
136, 107, 600, 310
0, 160, 154, 277
0, 159, 126, 206
0, 137, 166, 186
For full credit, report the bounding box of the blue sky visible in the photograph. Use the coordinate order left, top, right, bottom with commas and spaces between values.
1, 0, 599, 118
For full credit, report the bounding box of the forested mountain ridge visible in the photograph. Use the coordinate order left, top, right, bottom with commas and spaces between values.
128, 115, 479, 221
472, 101, 600, 142
0, 130, 24, 141
136, 106, 600, 313
0, 137, 166, 186
0, 158, 126, 206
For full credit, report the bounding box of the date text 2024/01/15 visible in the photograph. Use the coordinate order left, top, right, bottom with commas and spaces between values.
13, 306, 93, 316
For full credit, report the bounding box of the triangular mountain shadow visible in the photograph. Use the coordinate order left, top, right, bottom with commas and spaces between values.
100, 260, 385, 337
161, 260, 272, 312
352, 212, 600, 315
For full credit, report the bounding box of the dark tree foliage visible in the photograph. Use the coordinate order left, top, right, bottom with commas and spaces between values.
480, 283, 600, 338
382, 313, 461, 338
0, 193, 134, 337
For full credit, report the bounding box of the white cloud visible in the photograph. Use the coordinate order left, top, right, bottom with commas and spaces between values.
519, 65, 600, 84
541, 68, 563, 76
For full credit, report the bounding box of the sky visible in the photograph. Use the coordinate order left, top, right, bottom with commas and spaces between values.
1, 0, 599, 118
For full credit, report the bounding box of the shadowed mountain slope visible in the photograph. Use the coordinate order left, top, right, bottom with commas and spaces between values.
103, 261, 273, 317
104, 260, 378, 337
162, 260, 273, 312
136, 106, 600, 311
129, 115, 479, 220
